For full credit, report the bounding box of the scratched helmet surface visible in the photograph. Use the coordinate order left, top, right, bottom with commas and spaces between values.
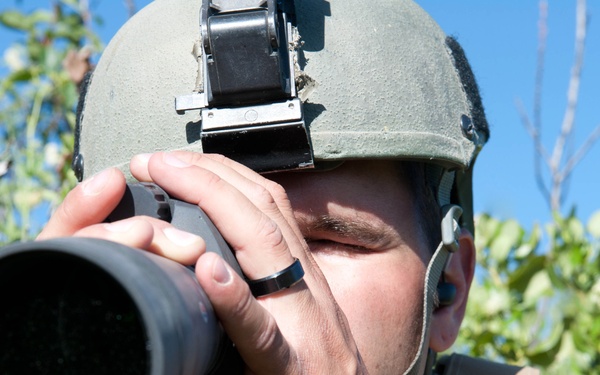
74, 0, 488, 230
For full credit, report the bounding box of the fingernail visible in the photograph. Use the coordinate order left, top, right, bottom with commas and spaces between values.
163, 227, 200, 247
81, 168, 113, 196
105, 220, 134, 233
213, 257, 231, 284
132, 153, 152, 166
163, 153, 191, 168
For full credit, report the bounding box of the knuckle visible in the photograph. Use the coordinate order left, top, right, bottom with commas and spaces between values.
252, 315, 283, 354
188, 152, 206, 165
264, 179, 287, 201
251, 184, 277, 207
254, 215, 286, 250
265, 180, 295, 215
201, 170, 228, 196
228, 285, 255, 320
251, 181, 295, 222
208, 153, 227, 163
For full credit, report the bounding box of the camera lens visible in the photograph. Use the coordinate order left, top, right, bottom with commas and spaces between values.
0, 251, 148, 375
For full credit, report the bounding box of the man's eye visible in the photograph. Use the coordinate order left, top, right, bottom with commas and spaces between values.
305, 239, 370, 254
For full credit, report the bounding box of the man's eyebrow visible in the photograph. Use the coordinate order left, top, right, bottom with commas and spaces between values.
298, 215, 396, 248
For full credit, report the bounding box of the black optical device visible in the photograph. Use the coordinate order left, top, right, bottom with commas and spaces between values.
0, 183, 244, 375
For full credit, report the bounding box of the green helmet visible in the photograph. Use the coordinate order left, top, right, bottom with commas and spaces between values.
73, 1, 488, 372
74, 0, 488, 227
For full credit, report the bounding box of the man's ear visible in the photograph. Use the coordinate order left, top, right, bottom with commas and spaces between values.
429, 228, 475, 352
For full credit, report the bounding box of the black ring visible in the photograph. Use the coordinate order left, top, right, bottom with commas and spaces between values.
248, 258, 304, 297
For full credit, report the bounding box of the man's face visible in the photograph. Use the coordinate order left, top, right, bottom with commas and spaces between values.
270, 160, 429, 374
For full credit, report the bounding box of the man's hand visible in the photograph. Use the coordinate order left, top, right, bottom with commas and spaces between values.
38, 152, 367, 374
37, 167, 205, 265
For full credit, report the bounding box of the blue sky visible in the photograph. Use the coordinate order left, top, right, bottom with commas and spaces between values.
1, 0, 599, 229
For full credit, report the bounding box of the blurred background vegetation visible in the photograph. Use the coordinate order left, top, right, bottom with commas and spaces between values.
0, 1, 599, 374
0, 0, 101, 243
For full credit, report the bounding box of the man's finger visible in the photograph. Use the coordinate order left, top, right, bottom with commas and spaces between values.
73, 217, 206, 265
196, 252, 299, 374
38, 168, 126, 240
145, 152, 295, 280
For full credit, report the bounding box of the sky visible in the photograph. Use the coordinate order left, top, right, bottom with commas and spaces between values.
417, 1, 600, 229
1, 0, 599, 230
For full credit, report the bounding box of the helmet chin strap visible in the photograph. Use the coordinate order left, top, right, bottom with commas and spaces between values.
403, 204, 462, 375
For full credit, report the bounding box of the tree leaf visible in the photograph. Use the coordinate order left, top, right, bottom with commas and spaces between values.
566, 215, 585, 242
514, 244, 533, 259
526, 315, 564, 357
0, 10, 29, 31
7, 69, 33, 82
528, 331, 562, 368
489, 219, 522, 263
523, 270, 553, 306
482, 289, 511, 315
27, 10, 53, 26
527, 223, 541, 250
587, 210, 600, 239
508, 255, 546, 294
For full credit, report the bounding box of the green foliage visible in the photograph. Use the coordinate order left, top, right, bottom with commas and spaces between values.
452, 211, 600, 374
0, 1, 102, 244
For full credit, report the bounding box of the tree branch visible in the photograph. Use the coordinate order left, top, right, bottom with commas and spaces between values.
561, 124, 600, 182
516, 98, 551, 203
518, 1, 552, 207
79, 0, 91, 26
125, 0, 137, 19
533, 0, 547, 140
549, 0, 587, 210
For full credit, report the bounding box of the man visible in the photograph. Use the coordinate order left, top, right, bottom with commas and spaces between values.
35, 0, 536, 373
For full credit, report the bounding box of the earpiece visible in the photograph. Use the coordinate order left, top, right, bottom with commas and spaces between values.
436, 281, 456, 307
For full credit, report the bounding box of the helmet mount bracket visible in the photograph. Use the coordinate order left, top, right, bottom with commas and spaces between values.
175, 0, 314, 173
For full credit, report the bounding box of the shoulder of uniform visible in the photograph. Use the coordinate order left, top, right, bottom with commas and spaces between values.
435, 353, 540, 375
